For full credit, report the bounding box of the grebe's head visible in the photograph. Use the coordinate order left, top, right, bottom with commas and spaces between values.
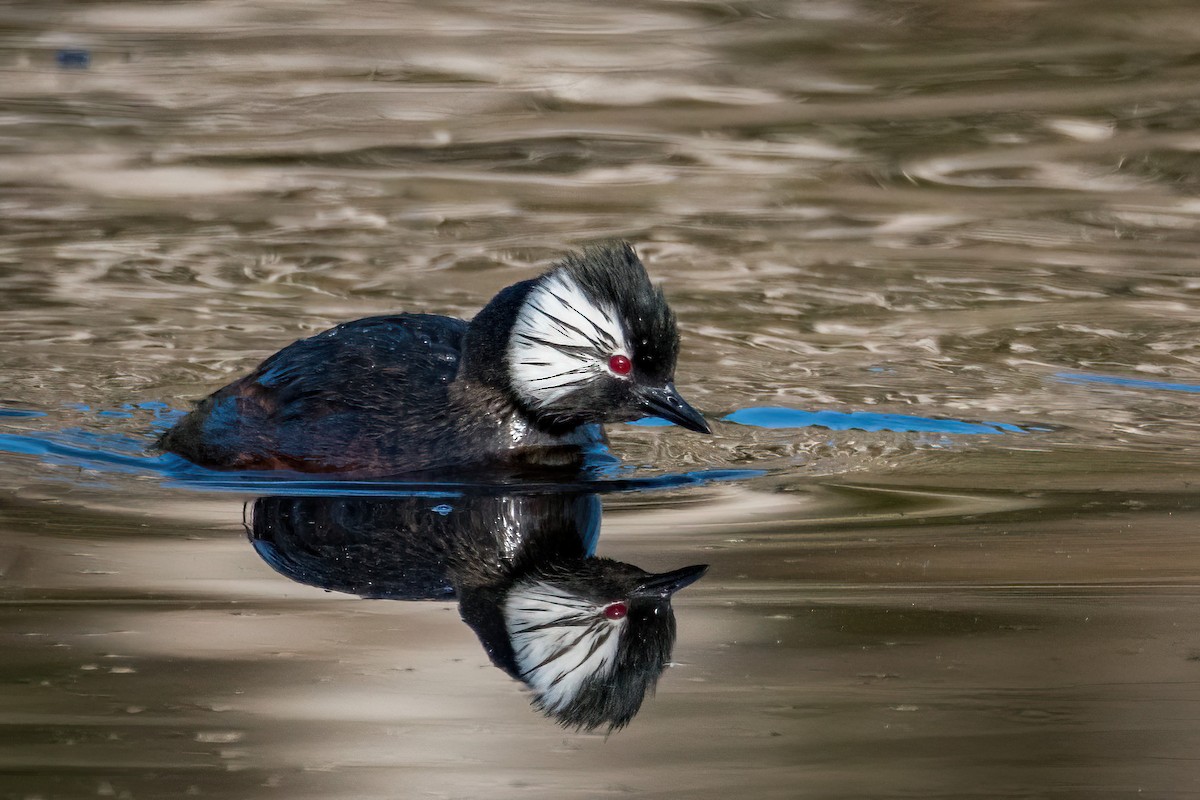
503, 559, 708, 732
465, 243, 709, 435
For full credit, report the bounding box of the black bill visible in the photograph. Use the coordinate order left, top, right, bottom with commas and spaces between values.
636, 383, 711, 434
634, 564, 710, 598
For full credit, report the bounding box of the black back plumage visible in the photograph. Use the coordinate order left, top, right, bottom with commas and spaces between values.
160, 314, 469, 472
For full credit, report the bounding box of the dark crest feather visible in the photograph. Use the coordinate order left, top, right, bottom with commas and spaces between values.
556, 243, 679, 385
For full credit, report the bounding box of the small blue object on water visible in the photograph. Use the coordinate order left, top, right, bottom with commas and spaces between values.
723, 406, 1022, 435
1054, 371, 1200, 394
627, 417, 674, 427
55, 49, 91, 69
431, 504, 454, 516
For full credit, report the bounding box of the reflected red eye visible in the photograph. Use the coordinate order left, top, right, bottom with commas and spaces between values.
603, 602, 628, 620
608, 354, 632, 375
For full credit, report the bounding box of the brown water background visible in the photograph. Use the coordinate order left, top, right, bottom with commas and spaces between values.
4, 1, 1200, 797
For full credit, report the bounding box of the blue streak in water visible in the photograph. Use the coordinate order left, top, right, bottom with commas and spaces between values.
0, 432, 171, 476
627, 417, 674, 427
1054, 372, 1200, 394
723, 406, 1022, 435
0, 408, 46, 418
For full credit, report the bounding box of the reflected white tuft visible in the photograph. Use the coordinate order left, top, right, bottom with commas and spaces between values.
508, 272, 629, 408
504, 580, 625, 713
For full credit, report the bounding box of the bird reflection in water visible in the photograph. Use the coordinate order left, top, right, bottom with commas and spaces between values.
247, 490, 707, 732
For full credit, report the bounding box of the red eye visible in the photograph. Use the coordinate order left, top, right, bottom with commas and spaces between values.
608, 354, 632, 375
603, 602, 628, 620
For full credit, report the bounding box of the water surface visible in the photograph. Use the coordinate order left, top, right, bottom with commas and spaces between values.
4, 1, 1200, 797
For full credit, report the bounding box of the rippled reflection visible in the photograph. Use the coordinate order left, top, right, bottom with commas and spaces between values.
248, 490, 705, 731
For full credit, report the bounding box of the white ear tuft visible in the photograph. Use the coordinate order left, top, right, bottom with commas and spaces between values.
507, 272, 630, 408
504, 580, 625, 713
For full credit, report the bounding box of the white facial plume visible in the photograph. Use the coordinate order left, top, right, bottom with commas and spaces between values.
504, 580, 628, 714
507, 272, 632, 408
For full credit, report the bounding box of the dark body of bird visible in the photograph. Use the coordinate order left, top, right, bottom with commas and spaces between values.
159, 314, 594, 474
160, 243, 708, 476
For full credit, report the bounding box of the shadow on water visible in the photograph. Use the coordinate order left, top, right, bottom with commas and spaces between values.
248, 490, 706, 731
